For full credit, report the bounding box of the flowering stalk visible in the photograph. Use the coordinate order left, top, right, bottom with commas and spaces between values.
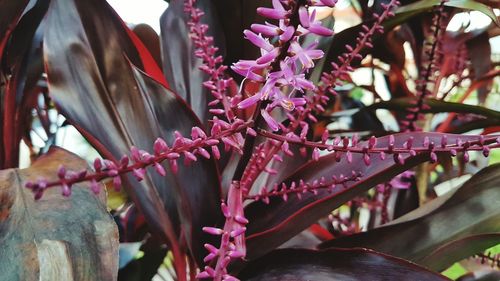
184, 0, 239, 123
258, 129, 500, 165
238, 0, 401, 196
245, 171, 362, 202
401, 0, 448, 131
25, 121, 252, 199
319, 0, 400, 95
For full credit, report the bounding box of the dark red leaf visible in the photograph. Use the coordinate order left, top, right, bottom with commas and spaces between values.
159, 0, 225, 125
43, 0, 222, 266
237, 248, 448, 280
244, 133, 494, 260
319, 163, 500, 271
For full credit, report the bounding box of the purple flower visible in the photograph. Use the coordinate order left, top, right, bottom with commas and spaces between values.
271, 60, 316, 92
257, 0, 288, 20
251, 22, 281, 37
261, 108, 280, 131
298, 7, 334, 36
289, 41, 324, 69
231, 59, 267, 81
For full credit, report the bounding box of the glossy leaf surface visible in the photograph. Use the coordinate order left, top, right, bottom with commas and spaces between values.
238, 248, 448, 281
43, 0, 222, 265
319, 163, 500, 271
245, 133, 494, 260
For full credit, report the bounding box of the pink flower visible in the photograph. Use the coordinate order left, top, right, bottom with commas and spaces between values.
289, 41, 324, 69
298, 7, 334, 37
261, 108, 280, 131
256, 0, 288, 20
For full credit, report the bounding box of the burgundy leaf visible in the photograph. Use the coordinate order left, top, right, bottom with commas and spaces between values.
237, 248, 448, 280
160, 0, 224, 125
244, 133, 494, 260
43, 0, 222, 266
319, 163, 500, 271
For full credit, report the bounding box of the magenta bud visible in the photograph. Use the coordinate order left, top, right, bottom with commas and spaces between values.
246, 127, 257, 137
203, 253, 217, 263
342, 137, 349, 148
93, 158, 102, 172
153, 138, 168, 155
184, 151, 197, 161
204, 243, 219, 254
197, 147, 211, 159
211, 145, 221, 160
221, 202, 231, 218
205, 139, 219, 146
130, 146, 141, 162
166, 152, 180, 160
61, 184, 71, 197
120, 155, 129, 168
57, 165, 66, 179
346, 151, 353, 163
312, 148, 320, 161
450, 149, 457, 157
363, 153, 371, 166
133, 168, 145, 181
154, 163, 167, 176
368, 136, 377, 148
203, 227, 224, 236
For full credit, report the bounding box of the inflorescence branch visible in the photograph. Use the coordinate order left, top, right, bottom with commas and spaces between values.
401, 0, 448, 131
245, 171, 362, 202
25, 121, 253, 199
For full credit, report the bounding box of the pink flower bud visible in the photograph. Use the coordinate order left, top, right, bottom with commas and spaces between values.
203, 227, 224, 236
93, 158, 102, 172
153, 138, 168, 155
154, 163, 167, 176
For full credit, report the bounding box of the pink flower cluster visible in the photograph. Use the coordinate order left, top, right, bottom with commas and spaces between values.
232, 0, 337, 131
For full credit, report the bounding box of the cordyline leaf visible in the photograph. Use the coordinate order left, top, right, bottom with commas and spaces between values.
1, 0, 48, 169
43, 0, 222, 266
364, 98, 500, 120
244, 133, 493, 260
0, 147, 118, 281
211, 0, 268, 68
0, 0, 29, 60
160, 0, 224, 125
237, 248, 448, 281
0, 0, 30, 168
319, 163, 500, 271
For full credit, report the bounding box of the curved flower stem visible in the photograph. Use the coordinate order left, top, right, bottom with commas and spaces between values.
258, 129, 500, 154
